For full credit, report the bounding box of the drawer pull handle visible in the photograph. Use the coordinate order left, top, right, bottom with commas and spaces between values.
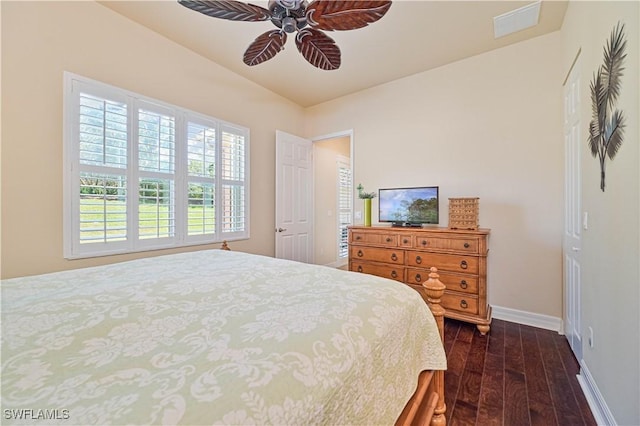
357, 250, 363, 257
460, 280, 468, 289
356, 236, 361, 240
386, 237, 392, 242
357, 265, 363, 272
415, 255, 422, 264
391, 253, 398, 261
460, 300, 468, 309
421, 240, 427, 246
415, 273, 422, 282
403, 239, 409, 244
460, 260, 468, 269
391, 270, 398, 278
464, 242, 470, 248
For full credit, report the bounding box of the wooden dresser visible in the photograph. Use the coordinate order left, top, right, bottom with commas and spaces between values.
348, 226, 491, 335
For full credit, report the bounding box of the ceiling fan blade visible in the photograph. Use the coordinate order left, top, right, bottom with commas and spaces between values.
178, 0, 271, 21
243, 30, 287, 66
306, 1, 391, 31
295, 28, 341, 70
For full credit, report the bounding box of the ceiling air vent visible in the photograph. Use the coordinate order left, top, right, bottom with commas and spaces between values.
493, 1, 541, 39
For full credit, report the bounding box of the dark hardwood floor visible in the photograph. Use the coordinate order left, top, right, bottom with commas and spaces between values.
443, 318, 597, 426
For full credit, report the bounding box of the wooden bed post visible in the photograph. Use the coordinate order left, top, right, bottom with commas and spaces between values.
220, 241, 230, 250
423, 267, 447, 426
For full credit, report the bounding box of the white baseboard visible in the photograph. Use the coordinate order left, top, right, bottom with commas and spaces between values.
491, 305, 563, 332
325, 259, 348, 268
577, 361, 617, 425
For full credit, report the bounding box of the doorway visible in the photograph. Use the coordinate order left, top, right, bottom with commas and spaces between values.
313, 134, 352, 267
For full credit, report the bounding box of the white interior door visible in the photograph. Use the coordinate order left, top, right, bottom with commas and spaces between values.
563, 57, 582, 361
275, 130, 313, 263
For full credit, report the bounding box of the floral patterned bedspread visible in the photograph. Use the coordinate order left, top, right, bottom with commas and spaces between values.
1, 250, 446, 425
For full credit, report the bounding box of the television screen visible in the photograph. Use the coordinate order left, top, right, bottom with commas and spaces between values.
378, 186, 439, 225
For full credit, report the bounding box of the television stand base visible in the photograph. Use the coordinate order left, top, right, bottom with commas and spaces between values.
391, 222, 423, 228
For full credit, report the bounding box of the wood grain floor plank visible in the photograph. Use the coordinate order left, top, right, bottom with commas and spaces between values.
504, 321, 525, 374
476, 353, 504, 426
504, 369, 530, 425
535, 328, 585, 425
449, 400, 477, 426
456, 321, 475, 343
456, 369, 483, 407
520, 325, 558, 426
486, 319, 505, 356
444, 337, 470, 423
444, 319, 460, 353
465, 329, 489, 373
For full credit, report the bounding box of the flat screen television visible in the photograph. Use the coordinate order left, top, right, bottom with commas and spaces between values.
378, 186, 439, 226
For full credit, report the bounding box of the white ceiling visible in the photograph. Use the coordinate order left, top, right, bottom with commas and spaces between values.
100, 0, 568, 107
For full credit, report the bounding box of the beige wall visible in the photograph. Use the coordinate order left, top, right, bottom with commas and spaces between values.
305, 31, 565, 319
1, 1, 305, 278
313, 137, 350, 266
561, 2, 639, 424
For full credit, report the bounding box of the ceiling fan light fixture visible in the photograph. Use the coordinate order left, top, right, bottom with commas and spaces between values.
281, 16, 298, 33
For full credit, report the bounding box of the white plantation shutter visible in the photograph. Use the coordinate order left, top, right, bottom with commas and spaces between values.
187, 121, 216, 239
79, 173, 127, 244
137, 105, 176, 243
64, 73, 249, 258
78, 93, 127, 168
220, 126, 248, 236
72, 87, 130, 253
337, 157, 352, 258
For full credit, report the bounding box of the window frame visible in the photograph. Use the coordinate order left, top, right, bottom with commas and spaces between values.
63, 72, 250, 259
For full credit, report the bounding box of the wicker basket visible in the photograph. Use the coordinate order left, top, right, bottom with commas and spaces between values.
448, 197, 479, 230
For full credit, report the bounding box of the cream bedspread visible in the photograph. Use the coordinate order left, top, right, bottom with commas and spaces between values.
1, 250, 446, 425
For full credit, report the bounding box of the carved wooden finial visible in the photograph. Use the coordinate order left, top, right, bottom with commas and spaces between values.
221, 241, 230, 251
423, 267, 446, 318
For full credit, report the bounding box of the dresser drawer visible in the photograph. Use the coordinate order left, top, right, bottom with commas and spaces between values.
350, 261, 404, 282
398, 235, 413, 247
351, 231, 398, 247
406, 251, 478, 274
350, 246, 404, 265
414, 236, 479, 253
442, 292, 479, 315
406, 269, 479, 295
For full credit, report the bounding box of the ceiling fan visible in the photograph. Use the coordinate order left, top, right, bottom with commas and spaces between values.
178, 0, 392, 70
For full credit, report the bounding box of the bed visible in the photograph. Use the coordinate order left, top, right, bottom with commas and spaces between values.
1, 247, 446, 425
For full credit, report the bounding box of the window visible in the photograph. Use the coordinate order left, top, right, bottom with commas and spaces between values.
64, 73, 249, 258
337, 156, 352, 259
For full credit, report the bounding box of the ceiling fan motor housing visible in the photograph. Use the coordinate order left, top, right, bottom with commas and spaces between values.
269, 0, 308, 32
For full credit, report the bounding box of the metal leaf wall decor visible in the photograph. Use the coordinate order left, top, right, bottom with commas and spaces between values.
588, 22, 627, 192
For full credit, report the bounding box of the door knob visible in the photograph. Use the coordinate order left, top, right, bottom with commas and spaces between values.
276, 227, 287, 232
